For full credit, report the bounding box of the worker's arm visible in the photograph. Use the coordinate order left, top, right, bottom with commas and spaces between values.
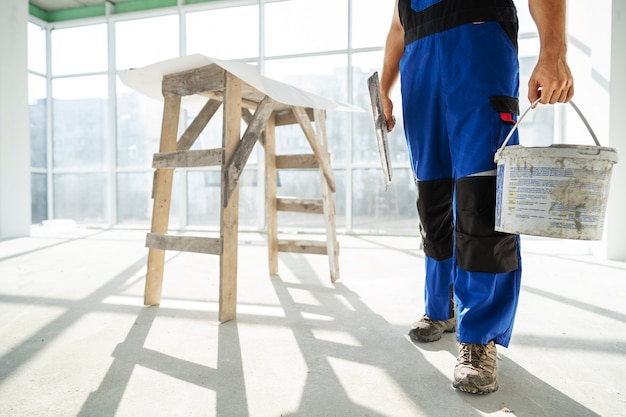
380, 0, 404, 132
528, 0, 574, 104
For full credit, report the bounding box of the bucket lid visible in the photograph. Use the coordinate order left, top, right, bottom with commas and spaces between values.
495, 144, 619, 164
495, 101, 620, 165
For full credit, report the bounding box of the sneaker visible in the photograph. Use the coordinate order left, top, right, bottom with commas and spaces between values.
408, 314, 456, 343
453, 341, 498, 394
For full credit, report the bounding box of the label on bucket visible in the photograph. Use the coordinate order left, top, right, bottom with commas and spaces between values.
495, 154, 614, 240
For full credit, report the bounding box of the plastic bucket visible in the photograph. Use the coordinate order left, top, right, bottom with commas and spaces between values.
494, 101, 618, 240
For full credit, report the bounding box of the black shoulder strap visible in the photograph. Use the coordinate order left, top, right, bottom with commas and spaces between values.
399, 0, 518, 46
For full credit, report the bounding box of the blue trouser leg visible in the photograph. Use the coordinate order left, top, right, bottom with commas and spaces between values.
401, 22, 522, 346
455, 258, 522, 346
424, 256, 455, 321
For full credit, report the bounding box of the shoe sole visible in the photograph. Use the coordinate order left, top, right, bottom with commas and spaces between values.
408, 325, 456, 343
452, 379, 499, 395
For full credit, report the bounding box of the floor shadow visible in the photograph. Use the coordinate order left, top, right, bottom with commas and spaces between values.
0, 254, 147, 385
0, 234, 607, 417
271, 251, 602, 417
468, 353, 604, 417
0, 229, 107, 262
351, 235, 425, 260
523, 284, 626, 324
77, 307, 160, 417
271, 252, 478, 417
414, 336, 603, 416
77, 308, 250, 417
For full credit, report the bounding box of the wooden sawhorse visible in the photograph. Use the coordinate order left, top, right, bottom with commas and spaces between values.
144, 63, 340, 322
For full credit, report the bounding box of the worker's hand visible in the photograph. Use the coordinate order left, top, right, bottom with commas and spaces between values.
382, 94, 396, 132
528, 55, 574, 106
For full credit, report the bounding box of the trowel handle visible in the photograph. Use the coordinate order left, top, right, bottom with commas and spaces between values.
498, 100, 601, 151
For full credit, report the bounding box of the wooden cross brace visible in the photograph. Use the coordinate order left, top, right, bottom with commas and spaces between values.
223, 95, 277, 207
292, 106, 336, 192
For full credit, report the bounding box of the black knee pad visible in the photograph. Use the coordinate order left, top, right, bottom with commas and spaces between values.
417, 179, 454, 261
455, 176, 519, 273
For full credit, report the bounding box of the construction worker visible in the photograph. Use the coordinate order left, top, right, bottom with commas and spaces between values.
380, 0, 573, 394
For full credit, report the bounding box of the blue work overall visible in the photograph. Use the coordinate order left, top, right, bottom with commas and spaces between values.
399, 0, 522, 346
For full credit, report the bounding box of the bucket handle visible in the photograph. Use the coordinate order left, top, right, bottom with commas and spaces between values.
497, 100, 601, 157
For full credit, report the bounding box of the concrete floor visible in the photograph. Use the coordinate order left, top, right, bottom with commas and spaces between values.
0, 226, 625, 417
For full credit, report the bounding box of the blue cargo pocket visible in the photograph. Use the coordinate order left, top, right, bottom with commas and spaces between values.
411, 0, 443, 12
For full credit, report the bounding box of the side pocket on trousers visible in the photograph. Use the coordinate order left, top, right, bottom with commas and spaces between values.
489, 96, 519, 117
489, 95, 519, 152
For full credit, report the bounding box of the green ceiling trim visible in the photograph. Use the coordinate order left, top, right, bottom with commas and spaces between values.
29, 4, 50, 21
113, 0, 178, 14
29, 3, 106, 22
47, 4, 107, 22
185, 0, 220, 4
29, 0, 224, 23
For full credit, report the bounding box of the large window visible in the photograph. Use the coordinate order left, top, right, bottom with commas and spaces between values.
186, 5, 259, 59
49, 23, 109, 224
51, 24, 107, 75
115, 15, 179, 70
28, 0, 550, 235
265, 0, 348, 56
115, 14, 180, 225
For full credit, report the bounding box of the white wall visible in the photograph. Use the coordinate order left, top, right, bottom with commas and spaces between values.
567, 0, 625, 260
0, 0, 31, 239
606, 0, 626, 260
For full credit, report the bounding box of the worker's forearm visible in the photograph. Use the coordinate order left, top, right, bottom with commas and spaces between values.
381, 42, 402, 97
380, 0, 404, 131
529, 0, 568, 60
527, 0, 573, 103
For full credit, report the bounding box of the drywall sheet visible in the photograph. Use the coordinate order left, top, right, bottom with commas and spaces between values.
117, 54, 362, 112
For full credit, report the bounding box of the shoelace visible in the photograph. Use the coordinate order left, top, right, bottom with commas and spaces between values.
459, 343, 495, 372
